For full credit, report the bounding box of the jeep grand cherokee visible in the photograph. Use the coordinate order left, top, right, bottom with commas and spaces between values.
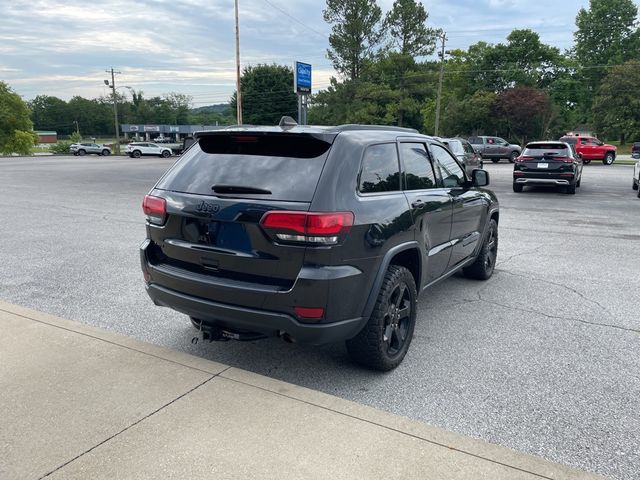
140, 122, 499, 370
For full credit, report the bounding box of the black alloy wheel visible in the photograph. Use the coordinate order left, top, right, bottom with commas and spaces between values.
346, 265, 417, 371
132, 150, 141, 158
509, 151, 519, 163
161, 150, 171, 158
463, 218, 498, 280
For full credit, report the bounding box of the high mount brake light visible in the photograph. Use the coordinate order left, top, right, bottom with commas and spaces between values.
260, 211, 354, 245
142, 195, 167, 225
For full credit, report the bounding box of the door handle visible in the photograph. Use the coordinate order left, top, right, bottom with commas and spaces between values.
411, 199, 423, 208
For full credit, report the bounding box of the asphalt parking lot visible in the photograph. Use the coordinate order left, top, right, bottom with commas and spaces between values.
1, 155, 638, 479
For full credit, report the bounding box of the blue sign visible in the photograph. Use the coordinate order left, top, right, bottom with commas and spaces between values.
294, 61, 312, 94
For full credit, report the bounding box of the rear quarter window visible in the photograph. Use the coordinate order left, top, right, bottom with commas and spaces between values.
155, 134, 333, 202
359, 143, 400, 194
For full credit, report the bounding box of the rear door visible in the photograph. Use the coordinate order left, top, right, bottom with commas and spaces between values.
146, 132, 334, 305
399, 141, 452, 283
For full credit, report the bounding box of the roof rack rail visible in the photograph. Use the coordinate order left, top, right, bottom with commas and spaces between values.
329, 124, 420, 134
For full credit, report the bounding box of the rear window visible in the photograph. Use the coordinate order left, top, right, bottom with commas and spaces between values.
443, 140, 464, 155
523, 144, 570, 157
155, 133, 333, 202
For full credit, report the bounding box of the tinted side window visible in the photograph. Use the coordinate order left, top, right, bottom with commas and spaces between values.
400, 143, 436, 190
468, 137, 482, 144
431, 145, 465, 188
359, 144, 400, 193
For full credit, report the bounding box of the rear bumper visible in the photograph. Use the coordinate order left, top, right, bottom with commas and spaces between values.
145, 283, 365, 345
140, 240, 368, 345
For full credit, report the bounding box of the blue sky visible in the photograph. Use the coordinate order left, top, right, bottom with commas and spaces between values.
1, 0, 600, 104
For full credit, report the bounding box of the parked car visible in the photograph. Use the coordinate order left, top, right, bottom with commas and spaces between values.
631, 142, 640, 157
632, 151, 640, 194
513, 141, 583, 194
438, 137, 483, 175
70, 142, 111, 156
126, 142, 172, 158
559, 135, 616, 165
140, 121, 500, 371
468, 136, 521, 163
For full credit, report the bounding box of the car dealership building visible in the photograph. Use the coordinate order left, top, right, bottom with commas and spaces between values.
120, 124, 225, 141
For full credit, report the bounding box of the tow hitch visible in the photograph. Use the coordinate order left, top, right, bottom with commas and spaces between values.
191, 321, 267, 344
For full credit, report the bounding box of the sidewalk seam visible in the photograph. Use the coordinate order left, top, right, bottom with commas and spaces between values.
37, 369, 228, 479
221, 375, 556, 480
1, 308, 217, 375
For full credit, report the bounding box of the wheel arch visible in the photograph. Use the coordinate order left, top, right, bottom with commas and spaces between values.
361, 242, 422, 319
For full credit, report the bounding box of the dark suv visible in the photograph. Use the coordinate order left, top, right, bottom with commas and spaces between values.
140, 123, 500, 370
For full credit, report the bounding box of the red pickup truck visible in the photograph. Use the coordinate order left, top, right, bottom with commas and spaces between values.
559, 135, 616, 165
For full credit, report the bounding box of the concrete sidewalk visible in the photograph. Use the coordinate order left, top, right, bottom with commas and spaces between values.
0, 301, 605, 480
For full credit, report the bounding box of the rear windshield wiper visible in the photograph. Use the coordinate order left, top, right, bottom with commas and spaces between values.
212, 184, 272, 194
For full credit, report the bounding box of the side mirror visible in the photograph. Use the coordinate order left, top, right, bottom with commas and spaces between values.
471, 169, 489, 187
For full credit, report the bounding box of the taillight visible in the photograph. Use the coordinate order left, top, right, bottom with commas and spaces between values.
260, 211, 354, 245
142, 195, 167, 225
515, 156, 534, 162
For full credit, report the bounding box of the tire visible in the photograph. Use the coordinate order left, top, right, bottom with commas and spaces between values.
638, 185, 640, 198
513, 183, 523, 192
132, 150, 141, 158
603, 152, 614, 165
102, 149, 110, 156
491, 159, 500, 163
509, 151, 519, 163
346, 265, 417, 371
576, 178, 581, 187
480, 161, 484, 169
77, 149, 86, 156
566, 183, 576, 194
633, 179, 638, 190
161, 150, 171, 158
463, 218, 498, 280
583, 159, 591, 165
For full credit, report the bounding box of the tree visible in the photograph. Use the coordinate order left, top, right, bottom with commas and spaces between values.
29, 95, 73, 135
0, 82, 37, 154
574, 0, 640, 94
593, 60, 640, 143
494, 87, 552, 144
230, 64, 297, 125
323, 0, 383, 80
383, 0, 437, 57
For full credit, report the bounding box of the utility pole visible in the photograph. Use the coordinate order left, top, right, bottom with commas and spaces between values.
434, 32, 447, 137
105, 68, 122, 154
234, 0, 243, 125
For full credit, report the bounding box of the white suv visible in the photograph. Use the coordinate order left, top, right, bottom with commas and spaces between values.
126, 142, 172, 158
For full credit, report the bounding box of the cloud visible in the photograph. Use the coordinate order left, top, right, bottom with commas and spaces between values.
4, 0, 585, 102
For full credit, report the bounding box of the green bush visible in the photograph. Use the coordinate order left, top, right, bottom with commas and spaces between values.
49, 141, 73, 154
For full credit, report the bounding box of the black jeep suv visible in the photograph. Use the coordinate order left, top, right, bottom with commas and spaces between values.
140, 123, 499, 370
